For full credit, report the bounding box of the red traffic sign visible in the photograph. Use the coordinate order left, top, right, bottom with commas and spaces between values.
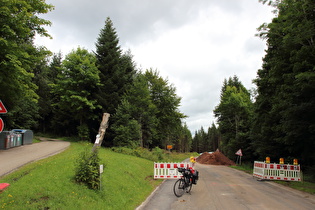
0, 100, 7, 114
235, 149, 243, 156
0, 118, 4, 132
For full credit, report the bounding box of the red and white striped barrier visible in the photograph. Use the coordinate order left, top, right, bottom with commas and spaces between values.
154, 162, 192, 179
253, 161, 301, 181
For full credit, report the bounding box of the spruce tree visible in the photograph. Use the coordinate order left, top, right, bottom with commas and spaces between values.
253, 0, 315, 167
94, 17, 136, 145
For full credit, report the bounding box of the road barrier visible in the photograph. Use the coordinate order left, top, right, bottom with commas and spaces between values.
154, 162, 192, 179
253, 161, 301, 181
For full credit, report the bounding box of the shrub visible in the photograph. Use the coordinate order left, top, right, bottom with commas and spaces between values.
111, 146, 166, 162
152, 147, 165, 161
74, 149, 101, 189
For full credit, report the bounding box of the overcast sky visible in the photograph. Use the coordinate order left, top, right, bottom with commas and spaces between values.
35, 0, 275, 134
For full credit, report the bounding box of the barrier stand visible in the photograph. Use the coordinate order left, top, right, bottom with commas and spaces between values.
253, 161, 301, 181
154, 162, 192, 179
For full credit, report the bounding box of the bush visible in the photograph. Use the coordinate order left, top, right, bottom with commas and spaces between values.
77, 124, 90, 141
111, 147, 166, 162
74, 149, 101, 189
152, 147, 164, 161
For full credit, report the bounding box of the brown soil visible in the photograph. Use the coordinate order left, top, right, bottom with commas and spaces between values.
196, 150, 236, 166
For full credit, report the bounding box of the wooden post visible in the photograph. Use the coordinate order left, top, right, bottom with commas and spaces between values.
92, 113, 110, 152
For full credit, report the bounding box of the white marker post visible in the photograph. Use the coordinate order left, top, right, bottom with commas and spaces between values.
99, 164, 104, 190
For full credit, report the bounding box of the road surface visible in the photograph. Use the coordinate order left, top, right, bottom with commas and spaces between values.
0, 139, 70, 177
138, 163, 315, 210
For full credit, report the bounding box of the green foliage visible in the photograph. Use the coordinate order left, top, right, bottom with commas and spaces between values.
94, 17, 135, 117
94, 17, 137, 145
192, 123, 220, 153
112, 69, 186, 149
51, 47, 100, 137
75, 149, 101, 189
111, 146, 198, 163
143, 69, 186, 148
0, 142, 162, 209
0, 0, 53, 129
112, 73, 157, 148
253, 0, 315, 167
111, 147, 166, 162
213, 76, 253, 160
175, 123, 193, 153
77, 124, 90, 141
152, 147, 165, 161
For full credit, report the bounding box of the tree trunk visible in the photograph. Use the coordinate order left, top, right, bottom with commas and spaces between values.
92, 113, 110, 152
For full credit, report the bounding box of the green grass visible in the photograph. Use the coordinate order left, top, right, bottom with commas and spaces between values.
166, 152, 199, 162
274, 180, 315, 194
230, 163, 315, 194
230, 163, 253, 174
0, 142, 163, 209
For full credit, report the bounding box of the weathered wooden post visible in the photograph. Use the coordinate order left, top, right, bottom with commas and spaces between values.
92, 113, 110, 152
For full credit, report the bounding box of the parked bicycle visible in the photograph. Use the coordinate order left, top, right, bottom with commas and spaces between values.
173, 167, 198, 197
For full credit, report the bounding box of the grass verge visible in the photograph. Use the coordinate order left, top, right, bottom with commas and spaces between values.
230, 163, 315, 194
0, 142, 163, 209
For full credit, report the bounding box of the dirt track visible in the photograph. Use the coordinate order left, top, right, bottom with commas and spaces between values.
139, 163, 315, 210
0, 139, 70, 177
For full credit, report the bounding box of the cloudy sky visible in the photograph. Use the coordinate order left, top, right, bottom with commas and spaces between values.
35, 0, 275, 134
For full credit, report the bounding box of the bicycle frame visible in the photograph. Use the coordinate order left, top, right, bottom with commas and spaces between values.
173, 167, 193, 197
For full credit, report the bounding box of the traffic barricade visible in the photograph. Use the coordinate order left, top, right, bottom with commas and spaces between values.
253, 161, 301, 181
154, 162, 192, 179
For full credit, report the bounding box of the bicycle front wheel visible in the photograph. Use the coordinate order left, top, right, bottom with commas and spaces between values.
173, 179, 185, 197
185, 177, 192, 193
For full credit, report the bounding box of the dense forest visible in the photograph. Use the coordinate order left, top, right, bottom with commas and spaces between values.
192, 0, 315, 175
0, 1, 190, 151
1, 0, 314, 174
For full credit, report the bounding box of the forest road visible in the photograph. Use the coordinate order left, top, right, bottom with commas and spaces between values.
138, 163, 315, 210
0, 139, 70, 177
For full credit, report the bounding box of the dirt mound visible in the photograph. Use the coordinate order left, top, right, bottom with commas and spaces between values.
196, 150, 235, 166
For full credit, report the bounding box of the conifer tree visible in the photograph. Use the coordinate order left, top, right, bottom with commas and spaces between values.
253, 0, 315, 167
94, 17, 136, 145
214, 76, 253, 160
95, 17, 135, 115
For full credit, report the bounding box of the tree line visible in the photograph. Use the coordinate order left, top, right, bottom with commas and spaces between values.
1, 0, 315, 174
0, 1, 191, 151
192, 0, 315, 174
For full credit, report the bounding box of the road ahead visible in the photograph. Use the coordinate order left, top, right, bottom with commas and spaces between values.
139, 163, 315, 210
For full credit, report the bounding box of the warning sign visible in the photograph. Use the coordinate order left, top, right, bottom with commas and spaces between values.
167, 145, 173, 150
0, 100, 7, 114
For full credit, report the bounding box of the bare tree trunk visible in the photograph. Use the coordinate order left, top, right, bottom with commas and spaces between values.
92, 113, 110, 152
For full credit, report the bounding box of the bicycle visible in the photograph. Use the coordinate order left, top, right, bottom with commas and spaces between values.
173, 167, 194, 197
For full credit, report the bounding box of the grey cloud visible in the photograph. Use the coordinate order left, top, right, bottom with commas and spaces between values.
37, 0, 273, 133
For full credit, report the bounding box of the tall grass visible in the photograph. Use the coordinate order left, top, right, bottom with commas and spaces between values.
111, 146, 199, 162
0, 142, 163, 209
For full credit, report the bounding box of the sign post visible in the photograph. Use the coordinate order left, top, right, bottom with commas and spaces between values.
99, 164, 104, 190
0, 100, 8, 133
167, 145, 173, 152
235, 149, 243, 165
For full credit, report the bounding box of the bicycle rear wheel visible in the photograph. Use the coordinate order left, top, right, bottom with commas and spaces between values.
173, 179, 185, 197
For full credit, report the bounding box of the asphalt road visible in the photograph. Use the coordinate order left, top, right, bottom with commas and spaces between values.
0, 139, 70, 177
138, 163, 315, 210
